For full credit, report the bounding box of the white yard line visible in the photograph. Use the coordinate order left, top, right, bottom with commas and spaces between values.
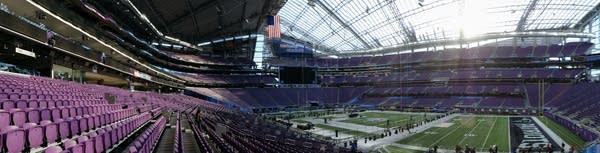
381, 145, 391, 153
507, 116, 511, 152
429, 120, 464, 147
481, 117, 498, 150
458, 118, 484, 144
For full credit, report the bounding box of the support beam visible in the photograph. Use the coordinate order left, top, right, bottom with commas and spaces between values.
280, 19, 336, 53
573, 2, 600, 29
315, 0, 371, 49
141, 0, 171, 34
387, 0, 417, 43
239, 1, 248, 31
166, 0, 219, 27
516, 0, 538, 31
201, 13, 261, 39
334, 31, 595, 57
184, 0, 202, 43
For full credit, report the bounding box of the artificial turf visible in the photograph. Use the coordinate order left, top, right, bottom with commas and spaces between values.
537, 116, 586, 149
396, 116, 510, 152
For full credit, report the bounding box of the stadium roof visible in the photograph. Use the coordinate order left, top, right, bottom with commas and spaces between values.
125, 0, 284, 44
278, 0, 600, 55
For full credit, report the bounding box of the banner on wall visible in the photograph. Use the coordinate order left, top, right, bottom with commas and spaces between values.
272, 39, 313, 56
15, 47, 36, 58
130, 68, 152, 80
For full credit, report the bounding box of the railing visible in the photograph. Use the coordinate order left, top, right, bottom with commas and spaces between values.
0, 10, 183, 87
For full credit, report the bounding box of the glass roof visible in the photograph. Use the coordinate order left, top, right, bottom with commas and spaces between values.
278, 0, 600, 53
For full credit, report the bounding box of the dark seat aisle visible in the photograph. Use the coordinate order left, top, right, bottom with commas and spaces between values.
181, 115, 202, 153
153, 113, 176, 153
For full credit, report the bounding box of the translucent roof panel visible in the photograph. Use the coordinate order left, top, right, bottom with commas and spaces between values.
278, 0, 600, 53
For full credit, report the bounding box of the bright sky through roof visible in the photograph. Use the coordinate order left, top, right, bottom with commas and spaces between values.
278, 0, 600, 53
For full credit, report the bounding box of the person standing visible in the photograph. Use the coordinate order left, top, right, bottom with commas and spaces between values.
46, 30, 55, 46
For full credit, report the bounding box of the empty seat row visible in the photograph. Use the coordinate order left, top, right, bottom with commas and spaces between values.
174, 113, 182, 153
127, 116, 166, 153
0, 106, 151, 152
0, 104, 134, 129
1, 99, 105, 110
0, 92, 102, 101
42, 112, 154, 153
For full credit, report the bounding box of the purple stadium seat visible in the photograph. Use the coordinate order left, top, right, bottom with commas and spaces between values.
61, 108, 70, 118
83, 115, 93, 131
23, 122, 44, 148
68, 107, 76, 118
0, 93, 7, 100
97, 129, 108, 152
9, 94, 18, 100
104, 127, 113, 149
92, 115, 101, 129
57, 119, 70, 139
68, 117, 80, 136
77, 116, 88, 132
64, 139, 84, 153
76, 107, 83, 116
90, 131, 105, 153
47, 101, 56, 108
2, 100, 15, 110
128, 146, 138, 153
39, 100, 48, 108
27, 108, 41, 123
78, 136, 94, 153
111, 124, 119, 143
10, 109, 26, 127
16, 100, 27, 109
19, 95, 28, 100
44, 146, 63, 153
0, 110, 10, 130
40, 120, 58, 143
40, 108, 52, 121
51, 108, 61, 122
1, 126, 25, 153
28, 100, 39, 108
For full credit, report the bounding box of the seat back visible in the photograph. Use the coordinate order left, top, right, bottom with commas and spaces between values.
27, 108, 40, 123
23, 123, 44, 148
41, 120, 58, 143
1, 126, 25, 153
0, 111, 10, 130
40, 108, 52, 121
64, 139, 84, 153
10, 109, 26, 127
57, 120, 70, 139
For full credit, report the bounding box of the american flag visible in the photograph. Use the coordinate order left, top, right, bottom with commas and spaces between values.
267, 15, 281, 38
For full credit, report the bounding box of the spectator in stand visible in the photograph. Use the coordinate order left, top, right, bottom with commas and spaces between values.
46, 30, 55, 46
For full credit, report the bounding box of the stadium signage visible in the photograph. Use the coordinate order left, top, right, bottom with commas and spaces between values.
510, 117, 557, 151
15, 47, 36, 58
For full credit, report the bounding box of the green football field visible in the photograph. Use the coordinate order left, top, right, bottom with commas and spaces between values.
396, 116, 510, 152
340, 112, 435, 128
